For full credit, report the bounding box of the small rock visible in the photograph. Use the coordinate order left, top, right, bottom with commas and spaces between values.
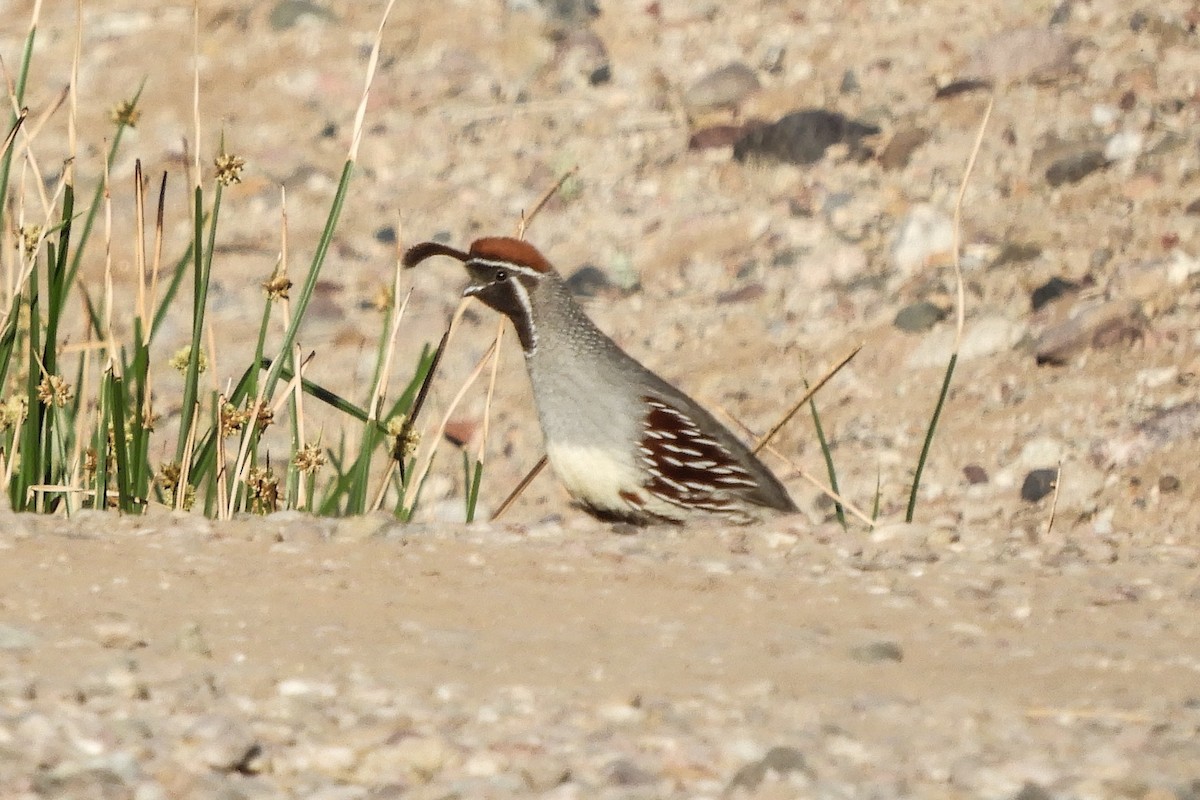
1044, 147, 1108, 187
688, 124, 750, 150
890, 203, 955, 276
992, 241, 1043, 269
93, 615, 148, 650
716, 283, 765, 304
907, 314, 1025, 368
1104, 130, 1144, 162
893, 300, 948, 333
1030, 276, 1079, 311
963, 464, 989, 484
1158, 474, 1181, 493
442, 418, 477, 448
849, 640, 904, 663
934, 78, 991, 99
964, 27, 1075, 85
178, 714, 260, 773
605, 757, 655, 786
1034, 299, 1143, 365
374, 226, 397, 245
0, 623, 37, 650
727, 746, 812, 792
269, 0, 337, 30
839, 69, 860, 94
553, 29, 610, 88
1020, 468, 1059, 503
684, 62, 760, 114
1018, 437, 1064, 468
517, 0, 600, 29
521, 758, 571, 792
1012, 781, 1056, 800
878, 127, 929, 170
733, 109, 879, 165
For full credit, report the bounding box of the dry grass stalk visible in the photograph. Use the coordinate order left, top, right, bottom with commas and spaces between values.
398, 338, 499, 516
349, 0, 397, 164
489, 456, 548, 522
751, 343, 862, 456
1044, 460, 1062, 539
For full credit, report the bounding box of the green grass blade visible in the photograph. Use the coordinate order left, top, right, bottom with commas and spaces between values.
905, 353, 958, 523
807, 386, 845, 529
175, 183, 220, 465
107, 372, 132, 511
464, 456, 483, 523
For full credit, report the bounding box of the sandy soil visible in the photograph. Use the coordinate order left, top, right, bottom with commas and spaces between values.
0, 0, 1198, 797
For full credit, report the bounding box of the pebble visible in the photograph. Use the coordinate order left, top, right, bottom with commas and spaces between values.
878, 127, 929, 170
1043, 146, 1108, 187
177, 714, 260, 773
683, 63, 760, 115
732, 109, 880, 165
1030, 276, 1079, 311
0, 623, 38, 650
906, 313, 1025, 368
893, 300, 949, 333
1020, 469, 1058, 503
963, 27, 1076, 85
1104, 131, 1144, 162
849, 640, 904, 663
1033, 299, 1143, 365
727, 745, 812, 792
890, 204, 955, 277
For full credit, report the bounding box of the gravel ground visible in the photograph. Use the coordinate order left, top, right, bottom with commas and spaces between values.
1, 0, 1199, 797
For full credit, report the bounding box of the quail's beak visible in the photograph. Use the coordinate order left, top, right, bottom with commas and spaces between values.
462, 281, 483, 299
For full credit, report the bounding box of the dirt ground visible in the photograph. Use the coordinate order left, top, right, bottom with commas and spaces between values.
1, 0, 1199, 797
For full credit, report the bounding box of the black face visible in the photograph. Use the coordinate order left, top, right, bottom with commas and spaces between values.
464, 261, 539, 353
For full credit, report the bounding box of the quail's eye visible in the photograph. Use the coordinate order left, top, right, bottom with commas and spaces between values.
495, 270, 508, 281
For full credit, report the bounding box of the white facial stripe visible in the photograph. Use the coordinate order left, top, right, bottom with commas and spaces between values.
508, 275, 538, 354
468, 257, 544, 279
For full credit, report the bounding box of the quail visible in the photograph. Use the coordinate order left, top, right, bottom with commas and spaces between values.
404, 236, 797, 525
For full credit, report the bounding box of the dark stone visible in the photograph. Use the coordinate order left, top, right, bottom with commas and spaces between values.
935, 78, 992, 99
1049, 1, 1072, 25
1030, 276, 1078, 311
688, 125, 746, 150
849, 640, 904, 663
1185, 197, 1200, 215
770, 248, 800, 268
962, 464, 989, 484
839, 69, 860, 94
565, 264, 612, 297
320, 121, 337, 138
893, 301, 948, 332
1129, 10, 1149, 32
374, 225, 397, 245
879, 127, 929, 170
588, 63, 611, 85
1044, 149, 1108, 186
992, 241, 1043, 269
716, 283, 765, 304
733, 109, 880, 165
1159, 474, 1181, 493
1021, 469, 1059, 503
1012, 781, 1055, 800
